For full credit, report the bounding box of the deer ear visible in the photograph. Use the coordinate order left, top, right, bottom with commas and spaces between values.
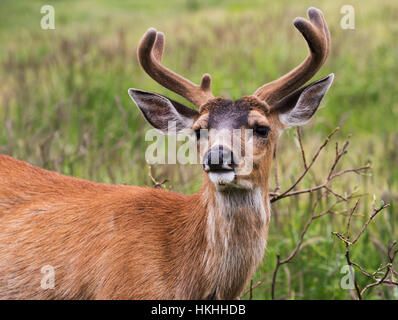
274, 74, 334, 128
128, 89, 199, 133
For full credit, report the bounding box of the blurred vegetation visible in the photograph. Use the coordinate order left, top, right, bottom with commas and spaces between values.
0, 0, 397, 299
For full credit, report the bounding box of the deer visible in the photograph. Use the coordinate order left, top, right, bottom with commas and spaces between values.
0, 7, 332, 299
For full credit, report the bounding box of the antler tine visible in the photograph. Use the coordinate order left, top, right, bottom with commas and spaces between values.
152, 31, 164, 62
137, 28, 214, 108
254, 7, 331, 104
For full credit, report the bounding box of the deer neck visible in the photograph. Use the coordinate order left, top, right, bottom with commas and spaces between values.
197, 176, 271, 299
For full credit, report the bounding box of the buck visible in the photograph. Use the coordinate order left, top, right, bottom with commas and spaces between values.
0, 7, 333, 299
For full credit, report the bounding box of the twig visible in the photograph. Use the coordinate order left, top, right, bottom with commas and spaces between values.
271, 254, 281, 300
271, 127, 339, 202
147, 165, 168, 189
272, 145, 280, 193
270, 128, 370, 203
350, 203, 389, 245
332, 201, 396, 300
346, 200, 360, 239
296, 127, 307, 170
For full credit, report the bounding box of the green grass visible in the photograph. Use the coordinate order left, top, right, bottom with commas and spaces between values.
0, 0, 397, 299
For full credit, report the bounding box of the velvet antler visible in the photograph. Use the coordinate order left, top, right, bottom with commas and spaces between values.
253, 7, 331, 105
137, 28, 214, 108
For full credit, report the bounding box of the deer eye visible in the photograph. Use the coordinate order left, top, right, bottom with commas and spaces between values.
254, 125, 270, 138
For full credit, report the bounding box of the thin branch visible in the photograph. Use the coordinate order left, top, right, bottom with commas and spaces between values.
333, 201, 396, 300
271, 254, 281, 300
147, 165, 168, 189
347, 200, 360, 239
360, 266, 390, 297
270, 128, 370, 203
350, 203, 389, 245
296, 127, 307, 170
271, 127, 339, 202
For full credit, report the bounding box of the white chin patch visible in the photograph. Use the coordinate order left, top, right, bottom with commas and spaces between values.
208, 171, 235, 186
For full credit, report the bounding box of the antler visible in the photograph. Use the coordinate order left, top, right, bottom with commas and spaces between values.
137, 28, 214, 108
253, 7, 331, 104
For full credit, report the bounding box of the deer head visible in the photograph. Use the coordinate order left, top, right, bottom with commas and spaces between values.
129, 7, 333, 192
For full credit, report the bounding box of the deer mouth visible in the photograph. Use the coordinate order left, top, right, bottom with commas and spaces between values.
208, 170, 236, 186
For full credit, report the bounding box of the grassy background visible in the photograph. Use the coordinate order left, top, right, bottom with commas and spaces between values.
0, 0, 397, 299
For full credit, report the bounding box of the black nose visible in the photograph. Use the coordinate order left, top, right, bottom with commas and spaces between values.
203, 146, 236, 172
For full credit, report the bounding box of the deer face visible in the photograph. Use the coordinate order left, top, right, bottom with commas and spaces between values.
128, 7, 333, 191
129, 74, 333, 190
193, 96, 279, 190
